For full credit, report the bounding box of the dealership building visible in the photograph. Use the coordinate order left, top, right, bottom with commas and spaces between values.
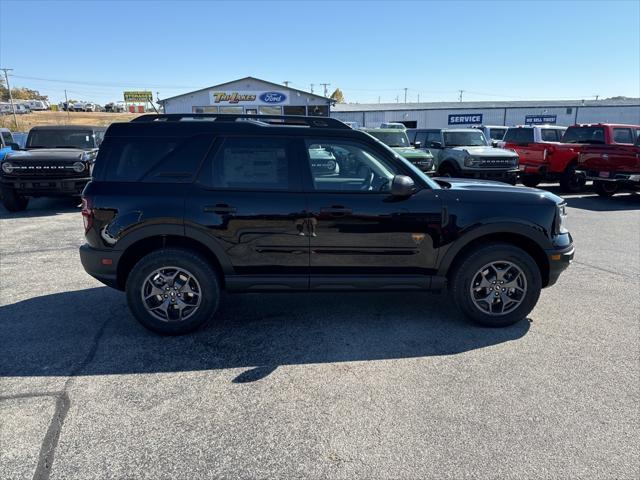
331, 98, 640, 128
159, 76, 333, 116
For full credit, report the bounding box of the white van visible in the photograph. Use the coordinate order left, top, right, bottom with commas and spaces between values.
24, 100, 49, 111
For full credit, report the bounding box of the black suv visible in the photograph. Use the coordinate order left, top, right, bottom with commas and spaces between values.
80, 114, 574, 334
1, 125, 105, 211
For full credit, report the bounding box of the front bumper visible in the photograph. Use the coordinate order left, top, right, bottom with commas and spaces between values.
1, 176, 90, 196
545, 244, 574, 287
578, 169, 640, 185
459, 168, 519, 182
79, 244, 123, 290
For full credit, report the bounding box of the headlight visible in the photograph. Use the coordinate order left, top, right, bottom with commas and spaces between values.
464, 154, 479, 167
1, 162, 13, 174
72, 161, 86, 173
555, 204, 568, 234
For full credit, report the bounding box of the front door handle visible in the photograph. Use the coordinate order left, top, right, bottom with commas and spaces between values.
320, 206, 352, 216
204, 204, 237, 214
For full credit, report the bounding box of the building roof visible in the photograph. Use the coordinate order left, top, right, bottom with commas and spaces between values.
159, 76, 333, 104
332, 98, 640, 112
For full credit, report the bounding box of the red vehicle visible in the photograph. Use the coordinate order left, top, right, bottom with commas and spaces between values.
576, 125, 640, 197
502, 125, 586, 192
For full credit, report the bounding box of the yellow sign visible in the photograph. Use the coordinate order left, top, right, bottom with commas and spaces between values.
124, 91, 153, 102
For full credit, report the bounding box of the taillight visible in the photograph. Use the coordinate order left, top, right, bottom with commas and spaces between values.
81, 196, 93, 233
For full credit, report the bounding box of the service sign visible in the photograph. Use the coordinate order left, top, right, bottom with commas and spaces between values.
525, 115, 557, 125
210, 91, 289, 105
124, 91, 153, 102
448, 113, 483, 125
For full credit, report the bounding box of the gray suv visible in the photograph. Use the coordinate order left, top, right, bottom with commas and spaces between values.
408, 128, 519, 184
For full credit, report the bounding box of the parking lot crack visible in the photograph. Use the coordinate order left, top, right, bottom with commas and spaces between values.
572, 260, 639, 280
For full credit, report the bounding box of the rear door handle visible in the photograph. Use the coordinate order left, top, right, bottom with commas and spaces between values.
320, 206, 352, 216
204, 204, 237, 214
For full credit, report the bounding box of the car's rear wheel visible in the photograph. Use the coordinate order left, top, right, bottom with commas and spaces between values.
593, 180, 618, 197
451, 243, 541, 327
559, 164, 586, 193
126, 248, 220, 335
1, 187, 29, 212
520, 174, 542, 188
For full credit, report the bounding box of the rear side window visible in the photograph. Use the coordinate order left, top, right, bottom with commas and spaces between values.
503, 128, 534, 144
204, 137, 294, 190
541, 129, 560, 142
488, 128, 506, 140
612, 128, 633, 144
100, 135, 213, 182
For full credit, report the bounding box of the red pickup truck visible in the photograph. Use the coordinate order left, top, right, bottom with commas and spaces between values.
576, 124, 640, 197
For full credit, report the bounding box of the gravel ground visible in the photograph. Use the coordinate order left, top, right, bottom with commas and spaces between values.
1, 187, 638, 480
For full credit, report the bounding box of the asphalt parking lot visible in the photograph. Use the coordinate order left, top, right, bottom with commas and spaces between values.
0, 187, 638, 480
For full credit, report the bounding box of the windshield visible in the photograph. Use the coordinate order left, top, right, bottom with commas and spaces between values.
367, 131, 410, 147
27, 129, 95, 149
443, 131, 487, 147
562, 126, 605, 144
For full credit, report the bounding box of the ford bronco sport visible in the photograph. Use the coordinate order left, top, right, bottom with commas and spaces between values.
1, 125, 105, 211
79, 114, 574, 335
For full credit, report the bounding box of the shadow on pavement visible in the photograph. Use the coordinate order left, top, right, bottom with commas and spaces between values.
0, 287, 530, 382
538, 184, 640, 212
0, 197, 80, 219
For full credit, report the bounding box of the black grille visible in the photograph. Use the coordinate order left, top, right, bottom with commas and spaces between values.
5, 162, 85, 178
478, 157, 516, 168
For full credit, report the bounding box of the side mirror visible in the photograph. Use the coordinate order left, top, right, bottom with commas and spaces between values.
413, 141, 422, 149
390, 175, 415, 197
491, 140, 498, 147
430, 141, 443, 149
7, 142, 20, 150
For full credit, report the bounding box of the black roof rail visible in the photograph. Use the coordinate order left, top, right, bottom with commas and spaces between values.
131, 113, 350, 129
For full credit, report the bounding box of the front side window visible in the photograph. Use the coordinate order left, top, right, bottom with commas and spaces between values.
541, 129, 560, 142
207, 137, 292, 190
1, 131, 14, 145
425, 131, 442, 145
443, 130, 487, 147
503, 128, 534, 144
305, 139, 400, 192
612, 128, 633, 144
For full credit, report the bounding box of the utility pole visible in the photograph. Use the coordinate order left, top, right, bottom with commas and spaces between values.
1, 68, 19, 129
64, 89, 70, 122
310, 83, 314, 94
378, 96, 381, 104
403, 87, 408, 103
320, 83, 330, 97
594, 95, 599, 101
417, 94, 420, 103
395, 95, 399, 103
283, 81, 291, 87
458, 90, 464, 102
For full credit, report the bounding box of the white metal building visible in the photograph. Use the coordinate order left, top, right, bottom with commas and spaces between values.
331, 99, 640, 128
159, 77, 332, 116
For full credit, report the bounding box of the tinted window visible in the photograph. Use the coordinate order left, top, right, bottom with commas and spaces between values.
425, 131, 442, 145
101, 135, 213, 182
415, 132, 428, 145
207, 137, 293, 190
613, 128, 634, 144
1, 131, 14, 145
562, 127, 605, 144
488, 128, 506, 140
305, 139, 401, 192
504, 128, 534, 144
541, 129, 560, 142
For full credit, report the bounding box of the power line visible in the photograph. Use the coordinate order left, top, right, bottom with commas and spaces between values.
320, 83, 331, 97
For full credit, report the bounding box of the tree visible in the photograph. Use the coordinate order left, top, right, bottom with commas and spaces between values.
330, 88, 345, 103
0, 77, 48, 101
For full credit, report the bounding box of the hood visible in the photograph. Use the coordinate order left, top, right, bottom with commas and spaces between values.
393, 146, 433, 158
5, 148, 92, 162
434, 177, 564, 203
450, 146, 518, 157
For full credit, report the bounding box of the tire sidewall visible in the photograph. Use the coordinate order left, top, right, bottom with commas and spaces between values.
452, 244, 542, 327
126, 249, 220, 335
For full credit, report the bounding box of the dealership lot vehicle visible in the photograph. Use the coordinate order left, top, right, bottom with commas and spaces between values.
360, 127, 435, 172
471, 124, 508, 143
0, 127, 20, 161
408, 128, 520, 183
0, 125, 105, 211
79, 114, 572, 334
577, 127, 640, 197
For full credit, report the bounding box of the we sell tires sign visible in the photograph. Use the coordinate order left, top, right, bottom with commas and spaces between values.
448, 113, 483, 125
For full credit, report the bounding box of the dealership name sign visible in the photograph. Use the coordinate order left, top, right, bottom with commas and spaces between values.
210, 91, 288, 105
448, 113, 483, 125
525, 115, 557, 125
123, 91, 153, 102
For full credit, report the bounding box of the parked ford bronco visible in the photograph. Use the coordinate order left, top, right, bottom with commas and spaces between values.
0, 125, 105, 211
576, 125, 640, 197
360, 128, 435, 173
79, 114, 573, 335
408, 128, 519, 184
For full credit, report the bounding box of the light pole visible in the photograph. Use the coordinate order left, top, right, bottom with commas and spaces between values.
1, 68, 19, 129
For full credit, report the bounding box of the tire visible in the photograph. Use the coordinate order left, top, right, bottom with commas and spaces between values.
450, 243, 542, 327
594, 180, 618, 197
438, 162, 459, 178
559, 164, 586, 193
1, 187, 29, 212
126, 248, 220, 335
520, 174, 541, 188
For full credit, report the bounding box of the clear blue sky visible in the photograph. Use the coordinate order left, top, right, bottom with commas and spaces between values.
1, 0, 638, 105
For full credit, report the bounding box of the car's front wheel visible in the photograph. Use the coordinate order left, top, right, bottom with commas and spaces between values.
451, 243, 541, 327
1, 187, 29, 212
520, 174, 542, 188
126, 248, 220, 335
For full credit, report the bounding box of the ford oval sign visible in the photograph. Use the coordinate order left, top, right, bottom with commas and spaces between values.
259, 92, 287, 104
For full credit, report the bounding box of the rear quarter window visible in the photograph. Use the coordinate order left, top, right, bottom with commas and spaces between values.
612, 128, 634, 144
541, 129, 560, 142
98, 135, 214, 182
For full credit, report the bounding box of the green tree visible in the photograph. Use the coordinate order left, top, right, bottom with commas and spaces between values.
330, 88, 345, 103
